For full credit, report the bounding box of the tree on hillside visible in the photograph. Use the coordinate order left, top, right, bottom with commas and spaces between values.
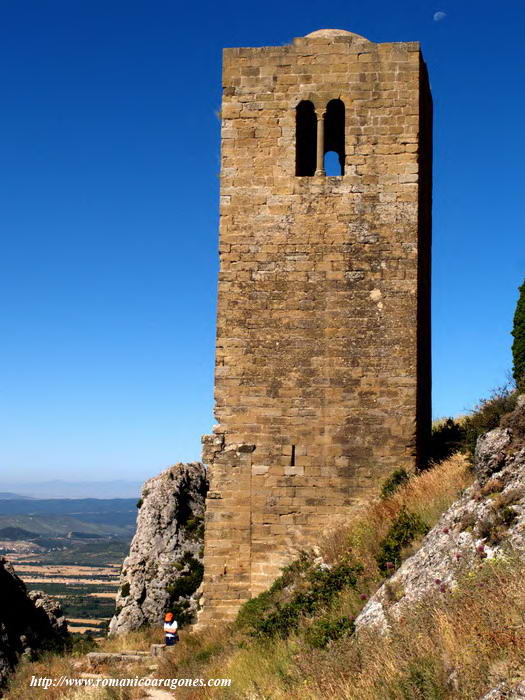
512, 279, 525, 385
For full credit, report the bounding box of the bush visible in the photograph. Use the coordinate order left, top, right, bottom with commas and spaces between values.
167, 552, 203, 600
380, 469, 410, 498
120, 582, 130, 597
396, 657, 442, 699
249, 562, 361, 638
305, 616, 354, 648
184, 514, 205, 540
67, 633, 98, 655
429, 418, 466, 464
512, 280, 525, 384
462, 384, 518, 454
376, 508, 429, 574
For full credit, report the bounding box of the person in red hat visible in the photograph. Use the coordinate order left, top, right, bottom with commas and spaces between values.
163, 612, 179, 646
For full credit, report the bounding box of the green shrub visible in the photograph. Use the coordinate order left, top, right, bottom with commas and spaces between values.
136, 498, 143, 509
250, 562, 361, 638
120, 582, 130, 597
169, 598, 194, 627
463, 385, 518, 454
512, 280, 525, 384
429, 418, 466, 464
167, 552, 203, 600
184, 514, 205, 540
67, 633, 98, 655
268, 551, 312, 593
166, 552, 203, 626
376, 508, 429, 574
380, 469, 410, 498
236, 553, 312, 630
396, 657, 443, 699
236, 590, 274, 630
305, 616, 354, 648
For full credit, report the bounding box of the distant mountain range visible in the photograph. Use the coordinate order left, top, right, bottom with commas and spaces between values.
0, 480, 144, 499
0, 497, 138, 538
0, 492, 34, 500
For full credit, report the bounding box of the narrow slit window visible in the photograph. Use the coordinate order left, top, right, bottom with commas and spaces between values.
295, 101, 317, 176
290, 445, 296, 467
324, 99, 345, 176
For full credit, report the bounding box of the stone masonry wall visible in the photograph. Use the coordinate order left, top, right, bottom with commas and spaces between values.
198, 29, 432, 625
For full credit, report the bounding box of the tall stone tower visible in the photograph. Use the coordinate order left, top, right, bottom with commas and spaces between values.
199, 28, 432, 625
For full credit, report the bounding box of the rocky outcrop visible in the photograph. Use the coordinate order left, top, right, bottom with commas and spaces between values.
0, 557, 68, 688
481, 680, 525, 699
356, 398, 525, 633
109, 463, 207, 636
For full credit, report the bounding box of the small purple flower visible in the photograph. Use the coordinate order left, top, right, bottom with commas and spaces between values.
386, 562, 394, 570
442, 527, 449, 534
434, 578, 441, 585
360, 593, 367, 601
439, 584, 446, 593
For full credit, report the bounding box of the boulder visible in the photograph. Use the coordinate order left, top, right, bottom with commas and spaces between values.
0, 557, 68, 688
356, 400, 525, 634
109, 462, 207, 636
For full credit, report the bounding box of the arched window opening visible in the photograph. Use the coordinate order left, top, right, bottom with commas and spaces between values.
295, 100, 317, 176
324, 151, 342, 176
324, 99, 345, 176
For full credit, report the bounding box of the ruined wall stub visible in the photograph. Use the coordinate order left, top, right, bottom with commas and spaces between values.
198, 28, 432, 625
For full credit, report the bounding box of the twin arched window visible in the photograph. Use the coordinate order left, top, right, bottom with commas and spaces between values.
295, 99, 345, 177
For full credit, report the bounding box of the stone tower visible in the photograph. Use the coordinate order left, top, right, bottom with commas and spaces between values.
199, 28, 432, 625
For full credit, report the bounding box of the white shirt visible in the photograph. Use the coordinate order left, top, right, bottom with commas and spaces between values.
164, 620, 178, 636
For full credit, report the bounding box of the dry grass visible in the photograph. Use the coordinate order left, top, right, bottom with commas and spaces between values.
153, 453, 474, 699
175, 557, 525, 699
101, 627, 164, 653
320, 453, 471, 574
5, 627, 165, 699
4, 454, 480, 699
297, 557, 525, 699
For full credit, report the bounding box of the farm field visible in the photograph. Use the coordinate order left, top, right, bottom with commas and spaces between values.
8, 551, 123, 636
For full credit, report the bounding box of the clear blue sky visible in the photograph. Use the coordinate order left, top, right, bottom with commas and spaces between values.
1, 0, 524, 483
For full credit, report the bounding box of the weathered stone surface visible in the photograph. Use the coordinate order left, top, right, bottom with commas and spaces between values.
481, 680, 525, 699
474, 427, 512, 483
0, 557, 68, 688
355, 401, 525, 634
199, 27, 432, 625
109, 463, 207, 636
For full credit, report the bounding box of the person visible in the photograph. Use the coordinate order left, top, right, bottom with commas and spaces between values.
163, 612, 179, 646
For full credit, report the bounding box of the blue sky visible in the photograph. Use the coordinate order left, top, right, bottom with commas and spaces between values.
1, 0, 524, 483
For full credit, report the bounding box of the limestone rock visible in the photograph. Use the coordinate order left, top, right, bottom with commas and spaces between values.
474, 427, 512, 483
0, 557, 68, 688
356, 400, 525, 634
481, 680, 525, 699
109, 462, 207, 636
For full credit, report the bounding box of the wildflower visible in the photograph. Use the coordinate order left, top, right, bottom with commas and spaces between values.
434, 578, 441, 585
439, 584, 446, 593
442, 527, 449, 534
360, 593, 367, 601
385, 562, 394, 570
